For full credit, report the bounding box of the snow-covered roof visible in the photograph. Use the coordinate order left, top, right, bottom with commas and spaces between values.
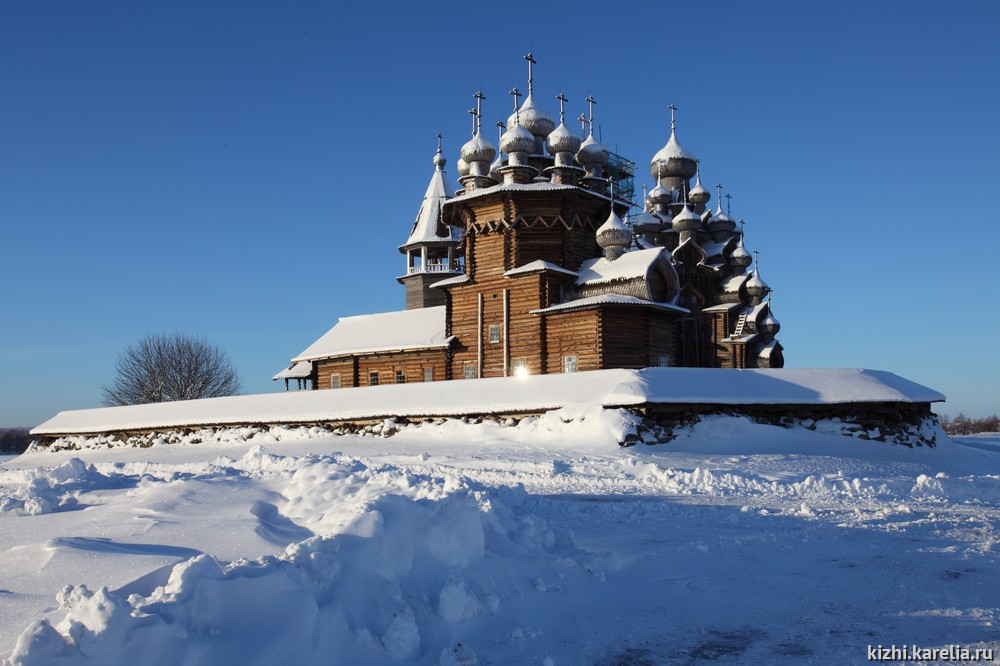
505, 260, 578, 278
401, 166, 456, 250
291, 307, 453, 363
272, 361, 313, 381
702, 303, 741, 313
448, 180, 613, 205
429, 274, 470, 289
576, 248, 666, 286
31, 368, 945, 436
530, 294, 689, 316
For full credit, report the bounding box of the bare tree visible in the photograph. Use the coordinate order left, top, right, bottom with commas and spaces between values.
102, 333, 243, 406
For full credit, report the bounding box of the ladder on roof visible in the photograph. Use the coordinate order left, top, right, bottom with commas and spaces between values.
731, 313, 747, 338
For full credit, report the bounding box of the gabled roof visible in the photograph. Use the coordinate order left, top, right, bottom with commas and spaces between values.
505, 260, 579, 278
576, 247, 668, 286
400, 168, 456, 250
292, 307, 453, 362
272, 361, 313, 380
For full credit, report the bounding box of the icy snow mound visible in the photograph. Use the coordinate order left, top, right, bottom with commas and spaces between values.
0, 458, 118, 516
5, 449, 593, 665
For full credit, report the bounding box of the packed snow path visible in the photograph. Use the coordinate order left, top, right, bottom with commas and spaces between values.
2, 411, 999, 665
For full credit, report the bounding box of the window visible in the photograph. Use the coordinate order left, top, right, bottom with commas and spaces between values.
330, 373, 340, 389
396, 370, 406, 384
512, 359, 527, 378
489, 325, 501, 344
657, 355, 671, 368
464, 364, 477, 379
369, 371, 379, 386
563, 355, 578, 373
423, 367, 433, 382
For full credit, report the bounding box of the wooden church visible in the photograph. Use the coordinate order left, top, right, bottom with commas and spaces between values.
273, 56, 783, 391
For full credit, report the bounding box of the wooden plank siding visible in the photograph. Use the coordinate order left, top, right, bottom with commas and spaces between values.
601, 308, 680, 369
314, 349, 448, 389
543, 309, 602, 373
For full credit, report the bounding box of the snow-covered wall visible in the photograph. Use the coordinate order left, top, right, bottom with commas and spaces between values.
31, 368, 944, 438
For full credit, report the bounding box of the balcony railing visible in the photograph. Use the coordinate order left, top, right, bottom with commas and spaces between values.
407, 262, 462, 275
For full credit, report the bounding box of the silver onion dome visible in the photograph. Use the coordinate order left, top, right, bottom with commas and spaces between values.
729, 235, 752, 268
596, 207, 633, 261
672, 202, 701, 234
546, 121, 581, 155
577, 134, 609, 166
456, 157, 470, 178
633, 207, 662, 235
460, 132, 496, 164
500, 121, 536, 155
745, 268, 770, 299
651, 128, 698, 179
759, 311, 780, 335
507, 93, 556, 140
689, 172, 710, 205
648, 179, 672, 207
708, 203, 735, 232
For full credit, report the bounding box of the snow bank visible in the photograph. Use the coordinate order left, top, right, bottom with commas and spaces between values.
32, 368, 943, 437
6, 448, 597, 665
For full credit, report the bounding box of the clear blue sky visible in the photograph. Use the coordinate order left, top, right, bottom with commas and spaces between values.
2, 1, 999, 428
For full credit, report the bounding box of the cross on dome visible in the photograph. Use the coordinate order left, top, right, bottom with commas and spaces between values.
524, 52, 537, 95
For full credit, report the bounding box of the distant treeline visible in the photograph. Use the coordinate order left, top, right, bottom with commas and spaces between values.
938, 413, 1000, 436
0, 428, 32, 454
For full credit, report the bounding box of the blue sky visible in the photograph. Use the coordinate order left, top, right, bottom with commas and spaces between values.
2, 1, 999, 428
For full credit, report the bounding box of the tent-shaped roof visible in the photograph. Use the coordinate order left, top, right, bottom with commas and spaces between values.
400, 166, 456, 250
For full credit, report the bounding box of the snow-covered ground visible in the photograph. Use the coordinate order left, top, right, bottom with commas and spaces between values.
2, 410, 998, 665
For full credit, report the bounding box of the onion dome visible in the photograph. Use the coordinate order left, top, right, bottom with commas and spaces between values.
460, 132, 496, 164
689, 171, 710, 206
759, 311, 780, 335
651, 109, 698, 179
546, 121, 581, 155
456, 157, 470, 178
500, 121, 536, 155
708, 202, 735, 232
648, 179, 672, 208
432, 145, 447, 170
633, 207, 662, 235
488, 153, 504, 181
729, 234, 752, 268
577, 133, 609, 166
745, 267, 770, 299
671, 202, 701, 234
596, 206, 633, 261
508, 93, 555, 141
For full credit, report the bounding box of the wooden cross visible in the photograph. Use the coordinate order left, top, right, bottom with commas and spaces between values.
668, 103, 678, 131
556, 92, 568, 123
468, 108, 478, 136
725, 193, 732, 216
716, 183, 724, 207
578, 113, 587, 137
585, 95, 597, 134
473, 91, 486, 132
524, 52, 536, 94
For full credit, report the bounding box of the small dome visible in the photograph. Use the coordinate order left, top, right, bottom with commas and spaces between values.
633, 207, 662, 234
746, 268, 770, 299
460, 132, 496, 164
433, 147, 446, 170
546, 121, 581, 155
759, 311, 780, 335
689, 173, 710, 205
729, 235, 752, 267
707, 203, 735, 232
456, 157, 470, 177
500, 121, 536, 155
650, 128, 697, 179
672, 203, 701, 234
577, 133, 609, 166
648, 179, 672, 207
596, 207, 633, 251
488, 153, 504, 181
508, 93, 555, 139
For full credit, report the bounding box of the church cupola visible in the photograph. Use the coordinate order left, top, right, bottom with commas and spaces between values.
650, 105, 698, 187
506, 53, 555, 155
728, 222, 752, 275
498, 88, 541, 184
759, 309, 781, 335
545, 93, 585, 185
577, 95, 609, 193
671, 200, 702, 243
707, 183, 736, 234
458, 92, 497, 192
745, 250, 771, 304
596, 182, 632, 262
398, 135, 463, 309
688, 160, 711, 211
